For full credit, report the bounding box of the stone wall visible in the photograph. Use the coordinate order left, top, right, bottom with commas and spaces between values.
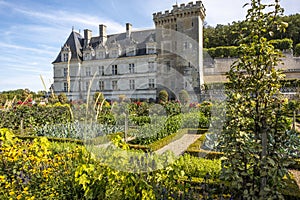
204, 52, 300, 83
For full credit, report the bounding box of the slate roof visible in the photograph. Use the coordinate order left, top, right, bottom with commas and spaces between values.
52, 31, 84, 63
53, 29, 156, 63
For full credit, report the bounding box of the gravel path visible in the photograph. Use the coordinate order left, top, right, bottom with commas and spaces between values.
155, 134, 201, 156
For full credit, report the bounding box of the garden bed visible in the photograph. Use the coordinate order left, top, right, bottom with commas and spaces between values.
184, 132, 224, 159
128, 128, 208, 152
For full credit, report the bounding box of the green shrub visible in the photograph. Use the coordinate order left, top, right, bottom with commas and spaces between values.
0, 130, 88, 199
0, 104, 71, 131
58, 93, 68, 104
174, 154, 221, 179
34, 121, 123, 140
129, 115, 182, 145
181, 112, 209, 129
129, 115, 151, 126
178, 90, 190, 105
295, 43, 300, 56
164, 101, 182, 116
158, 90, 168, 103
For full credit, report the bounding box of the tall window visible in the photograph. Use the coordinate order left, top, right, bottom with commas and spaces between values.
165, 61, 171, 72
98, 66, 104, 76
63, 82, 68, 92
63, 53, 68, 62
63, 68, 68, 77
149, 79, 155, 89
85, 81, 90, 91
129, 80, 135, 90
112, 65, 118, 75
99, 81, 104, 91
112, 80, 118, 90
85, 53, 91, 60
129, 63, 135, 73
86, 67, 91, 76
148, 62, 155, 72
184, 42, 189, 50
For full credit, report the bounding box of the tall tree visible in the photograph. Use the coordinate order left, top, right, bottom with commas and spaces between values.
219, 0, 291, 199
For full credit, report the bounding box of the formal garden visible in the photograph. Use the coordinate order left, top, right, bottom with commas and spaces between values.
1, 0, 300, 199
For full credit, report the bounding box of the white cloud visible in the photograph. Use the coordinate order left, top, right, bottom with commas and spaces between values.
0, 42, 54, 55
3, 1, 124, 35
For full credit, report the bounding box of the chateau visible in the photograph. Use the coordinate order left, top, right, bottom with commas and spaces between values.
52, 1, 206, 101
52, 1, 299, 101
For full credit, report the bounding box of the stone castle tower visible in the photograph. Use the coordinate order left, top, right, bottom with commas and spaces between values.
153, 1, 206, 99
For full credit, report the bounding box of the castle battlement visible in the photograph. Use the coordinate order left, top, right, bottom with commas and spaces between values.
153, 1, 206, 24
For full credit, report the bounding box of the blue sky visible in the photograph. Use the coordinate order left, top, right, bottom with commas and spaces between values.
0, 0, 299, 92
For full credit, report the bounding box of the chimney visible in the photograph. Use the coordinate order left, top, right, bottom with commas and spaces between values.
99, 24, 107, 44
126, 23, 132, 38
84, 29, 92, 47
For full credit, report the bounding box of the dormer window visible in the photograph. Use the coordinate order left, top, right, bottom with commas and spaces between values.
84, 53, 91, 60
63, 53, 69, 62
146, 36, 156, 55
97, 51, 106, 59
61, 44, 71, 62
147, 46, 156, 54
83, 46, 95, 61
126, 46, 136, 57
109, 41, 121, 58
111, 49, 119, 58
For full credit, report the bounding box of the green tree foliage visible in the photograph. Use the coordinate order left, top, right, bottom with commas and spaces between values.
58, 93, 68, 104
158, 90, 168, 103
204, 13, 300, 51
178, 90, 190, 105
219, 0, 291, 198
48, 93, 59, 104
270, 38, 293, 50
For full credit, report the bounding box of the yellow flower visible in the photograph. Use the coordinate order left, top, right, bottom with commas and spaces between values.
9, 191, 15, 196
17, 194, 22, 200
0, 175, 5, 182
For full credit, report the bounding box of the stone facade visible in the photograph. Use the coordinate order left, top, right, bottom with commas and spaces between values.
52, 1, 206, 101
204, 52, 300, 83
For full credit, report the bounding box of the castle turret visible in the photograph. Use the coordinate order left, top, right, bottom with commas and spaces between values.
153, 1, 206, 99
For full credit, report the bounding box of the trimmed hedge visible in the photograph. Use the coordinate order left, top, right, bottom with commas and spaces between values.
185, 149, 224, 159
270, 38, 293, 50
16, 131, 124, 146
16, 135, 84, 145
206, 46, 238, 58
205, 38, 293, 58
185, 132, 224, 159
